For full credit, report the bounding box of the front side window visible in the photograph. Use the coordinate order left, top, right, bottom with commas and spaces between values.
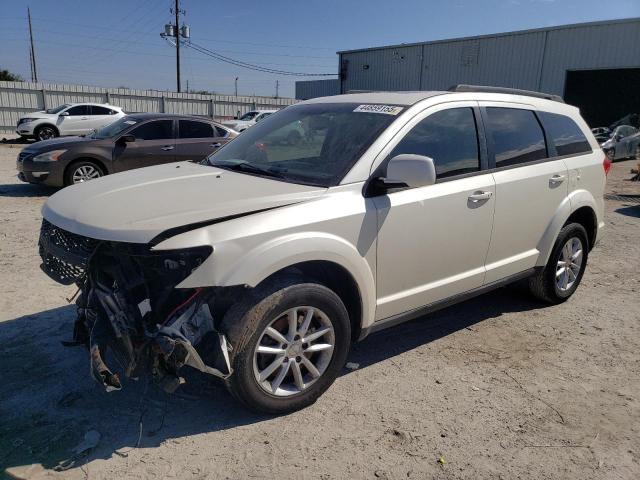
130, 120, 173, 140
207, 103, 400, 187
179, 120, 214, 139
390, 108, 480, 179
538, 112, 591, 156
47, 104, 71, 114
66, 105, 90, 116
93, 117, 138, 139
487, 108, 547, 167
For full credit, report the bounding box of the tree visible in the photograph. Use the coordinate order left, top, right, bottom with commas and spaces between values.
0, 69, 24, 81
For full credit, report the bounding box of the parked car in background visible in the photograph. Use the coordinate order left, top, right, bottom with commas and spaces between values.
223, 109, 278, 132
16, 103, 125, 141
38, 87, 606, 413
17, 113, 236, 186
591, 127, 611, 143
601, 125, 640, 161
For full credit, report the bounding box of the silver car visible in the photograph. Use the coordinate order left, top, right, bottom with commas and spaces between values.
601, 125, 640, 161
38, 87, 607, 413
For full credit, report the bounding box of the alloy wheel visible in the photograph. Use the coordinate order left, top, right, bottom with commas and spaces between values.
72, 165, 101, 183
556, 237, 583, 292
37, 127, 56, 141
253, 306, 335, 397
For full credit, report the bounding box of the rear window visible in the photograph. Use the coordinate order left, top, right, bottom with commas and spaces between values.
486, 108, 547, 167
538, 112, 591, 156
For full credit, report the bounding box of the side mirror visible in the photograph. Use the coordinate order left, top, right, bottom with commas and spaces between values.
119, 134, 135, 144
60, 111, 69, 117
384, 154, 436, 189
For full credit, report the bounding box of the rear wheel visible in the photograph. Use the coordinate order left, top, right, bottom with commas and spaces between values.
528, 223, 588, 304
34, 125, 58, 141
65, 161, 104, 186
604, 148, 615, 161
222, 277, 351, 413
635, 145, 640, 161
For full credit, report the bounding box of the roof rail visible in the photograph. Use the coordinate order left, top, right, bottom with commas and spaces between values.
448, 84, 564, 103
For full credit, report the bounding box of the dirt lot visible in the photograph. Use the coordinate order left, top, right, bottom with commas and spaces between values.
0, 143, 638, 480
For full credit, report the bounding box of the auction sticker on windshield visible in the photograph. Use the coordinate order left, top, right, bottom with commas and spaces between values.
353, 104, 403, 115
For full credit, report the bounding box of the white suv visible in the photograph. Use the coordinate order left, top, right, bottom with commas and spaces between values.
223, 109, 278, 132
38, 86, 608, 413
16, 103, 125, 141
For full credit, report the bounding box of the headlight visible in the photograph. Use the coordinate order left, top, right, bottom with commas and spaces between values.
33, 149, 67, 162
19, 118, 37, 125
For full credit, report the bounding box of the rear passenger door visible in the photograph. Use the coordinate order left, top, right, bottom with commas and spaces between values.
88, 105, 118, 131
113, 119, 175, 171
174, 119, 228, 162
481, 104, 568, 283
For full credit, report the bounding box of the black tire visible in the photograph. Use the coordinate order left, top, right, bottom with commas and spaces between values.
635, 145, 640, 161
64, 160, 104, 186
604, 148, 615, 161
528, 223, 589, 304
221, 276, 351, 414
34, 125, 58, 141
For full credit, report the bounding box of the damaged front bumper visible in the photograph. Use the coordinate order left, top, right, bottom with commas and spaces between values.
38, 219, 232, 393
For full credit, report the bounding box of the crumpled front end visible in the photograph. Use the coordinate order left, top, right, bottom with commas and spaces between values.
38, 219, 232, 393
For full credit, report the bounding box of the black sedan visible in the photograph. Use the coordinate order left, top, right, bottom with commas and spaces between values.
17, 113, 237, 187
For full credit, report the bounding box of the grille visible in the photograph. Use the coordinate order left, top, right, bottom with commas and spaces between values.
39, 219, 99, 285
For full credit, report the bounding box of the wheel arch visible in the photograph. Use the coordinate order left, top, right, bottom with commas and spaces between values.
34, 123, 59, 136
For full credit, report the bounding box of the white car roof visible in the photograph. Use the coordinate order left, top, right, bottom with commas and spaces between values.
63, 102, 123, 110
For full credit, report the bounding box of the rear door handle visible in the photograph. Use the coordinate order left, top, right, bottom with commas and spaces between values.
162, 145, 174, 151
549, 174, 565, 185
210, 143, 222, 148
468, 191, 493, 202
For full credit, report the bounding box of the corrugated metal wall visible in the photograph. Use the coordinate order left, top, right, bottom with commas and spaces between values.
295, 79, 340, 100
338, 18, 640, 97
0, 81, 298, 134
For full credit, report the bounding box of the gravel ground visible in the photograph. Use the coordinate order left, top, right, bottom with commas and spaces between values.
0, 144, 639, 480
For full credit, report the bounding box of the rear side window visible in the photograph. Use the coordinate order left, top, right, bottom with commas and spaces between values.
538, 112, 591, 156
486, 108, 547, 167
179, 120, 214, 138
91, 106, 114, 116
66, 105, 90, 116
390, 107, 480, 179
130, 120, 173, 140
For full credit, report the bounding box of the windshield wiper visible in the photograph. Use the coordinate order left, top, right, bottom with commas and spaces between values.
216, 162, 288, 180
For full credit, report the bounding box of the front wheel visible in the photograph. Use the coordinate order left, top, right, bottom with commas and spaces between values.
65, 161, 104, 186
35, 125, 58, 141
222, 278, 351, 413
528, 223, 589, 304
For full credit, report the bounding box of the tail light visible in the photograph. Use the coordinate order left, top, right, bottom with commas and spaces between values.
603, 153, 612, 176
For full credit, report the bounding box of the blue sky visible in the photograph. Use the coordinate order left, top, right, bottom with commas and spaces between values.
1, 0, 638, 97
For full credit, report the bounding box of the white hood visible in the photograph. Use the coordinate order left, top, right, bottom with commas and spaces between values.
21, 111, 57, 120
42, 161, 325, 243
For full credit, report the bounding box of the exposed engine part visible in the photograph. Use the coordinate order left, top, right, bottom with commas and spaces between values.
38, 219, 232, 394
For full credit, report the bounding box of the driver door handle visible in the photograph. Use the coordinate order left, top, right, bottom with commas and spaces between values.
210, 143, 222, 148
549, 174, 565, 185
468, 191, 493, 202
161, 145, 174, 151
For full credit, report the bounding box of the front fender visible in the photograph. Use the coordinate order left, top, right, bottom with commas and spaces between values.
165, 232, 377, 330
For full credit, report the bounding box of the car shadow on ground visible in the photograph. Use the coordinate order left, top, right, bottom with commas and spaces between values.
0, 183, 57, 198
615, 205, 640, 218
0, 286, 541, 475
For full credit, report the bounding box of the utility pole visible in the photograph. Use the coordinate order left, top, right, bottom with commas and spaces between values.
27, 7, 38, 82
275, 80, 279, 98
234, 77, 238, 96
174, 0, 181, 92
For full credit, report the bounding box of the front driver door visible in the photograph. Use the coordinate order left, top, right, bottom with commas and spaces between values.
373, 103, 495, 320
59, 105, 92, 136
113, 119, 175, 172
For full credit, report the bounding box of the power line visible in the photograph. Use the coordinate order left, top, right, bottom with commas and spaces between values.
185, 41, 337, 77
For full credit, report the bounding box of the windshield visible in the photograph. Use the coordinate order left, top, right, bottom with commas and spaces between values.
207, 103, 402, 187
239, 111, 259, 121
93, 117, 138, 139
46, 104, 71, 114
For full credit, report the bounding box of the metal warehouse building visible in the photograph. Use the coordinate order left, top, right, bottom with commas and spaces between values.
299, 18, 640, 127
